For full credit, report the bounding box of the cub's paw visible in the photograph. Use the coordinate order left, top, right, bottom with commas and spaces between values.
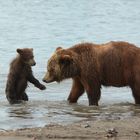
39, 84, 46, 90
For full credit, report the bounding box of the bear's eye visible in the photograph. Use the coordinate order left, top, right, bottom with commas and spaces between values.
24, 55, 34, 60
29, 55, 34, 59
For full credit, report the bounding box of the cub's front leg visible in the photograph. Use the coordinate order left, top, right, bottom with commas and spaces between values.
28, 73, 46, 90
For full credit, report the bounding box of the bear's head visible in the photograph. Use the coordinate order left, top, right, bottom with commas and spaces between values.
43, 47, 80, 83
17, 48, 36, 66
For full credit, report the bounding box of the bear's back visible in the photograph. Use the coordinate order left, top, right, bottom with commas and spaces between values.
99, 41, 140, 86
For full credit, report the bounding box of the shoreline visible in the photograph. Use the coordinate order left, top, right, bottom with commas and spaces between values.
0, 116, 140, 140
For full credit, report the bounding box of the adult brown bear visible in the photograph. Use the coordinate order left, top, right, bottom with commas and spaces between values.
43, 41, 140, 106
6, 48, 46, 104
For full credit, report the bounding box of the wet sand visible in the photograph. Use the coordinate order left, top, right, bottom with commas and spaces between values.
0, 116, 140, 140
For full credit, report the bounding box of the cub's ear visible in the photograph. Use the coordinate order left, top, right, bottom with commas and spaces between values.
17, 49, 23, 54
30, 48, 33, 51
56, 47, 63, 51
59, 55, 73, 65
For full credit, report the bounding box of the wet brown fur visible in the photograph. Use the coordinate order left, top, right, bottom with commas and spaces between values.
6, 48, 46, 104
43, 41, 140, 105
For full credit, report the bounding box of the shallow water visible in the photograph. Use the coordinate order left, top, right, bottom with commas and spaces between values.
0, 0, 140, 130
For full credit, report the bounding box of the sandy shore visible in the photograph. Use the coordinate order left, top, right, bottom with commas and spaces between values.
0, 116, 140, 140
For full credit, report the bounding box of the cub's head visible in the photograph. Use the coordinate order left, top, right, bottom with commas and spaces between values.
17, 48, 36, 66
43, 47, 79, 83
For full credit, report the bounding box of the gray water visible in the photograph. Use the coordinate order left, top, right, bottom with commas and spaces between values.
0, 0, 140, 130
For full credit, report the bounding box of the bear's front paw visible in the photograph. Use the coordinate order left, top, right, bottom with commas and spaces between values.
39, 84, 46, 90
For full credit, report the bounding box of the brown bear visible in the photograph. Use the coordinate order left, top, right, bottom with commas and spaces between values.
43, 41, 140, 106
6, 48, 46, 104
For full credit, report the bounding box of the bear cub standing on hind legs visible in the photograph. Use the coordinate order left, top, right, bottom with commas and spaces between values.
6, 48, 46, 104
43, 41, 140, 106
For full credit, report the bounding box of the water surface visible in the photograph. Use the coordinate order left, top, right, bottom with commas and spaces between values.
0, 0, 140, 130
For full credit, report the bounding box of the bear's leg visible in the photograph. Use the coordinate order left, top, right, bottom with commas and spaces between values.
131, 85, 140, 104
21, 92, 28, 101
7, 94, 24, 104
86, 84, 101, 106
68, 77, 85, 103
6, 94, 18, 104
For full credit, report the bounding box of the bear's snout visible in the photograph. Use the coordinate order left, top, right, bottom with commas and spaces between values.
32, 62, 36, 66
42, 78, 47, 82
42, 73, 55, 83
42, 78, 53, 83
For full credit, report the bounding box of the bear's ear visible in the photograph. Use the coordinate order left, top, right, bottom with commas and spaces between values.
17, 49, 23, 54
59, 55, 73, 65
56, 47, 63, 51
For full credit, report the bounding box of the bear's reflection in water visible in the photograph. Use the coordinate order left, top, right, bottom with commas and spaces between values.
4, 100, 140, 130
8, 103, 33, 119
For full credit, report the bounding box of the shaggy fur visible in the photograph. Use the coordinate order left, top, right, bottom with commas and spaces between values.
6, 48, 46, 104
43, 41, 140, 106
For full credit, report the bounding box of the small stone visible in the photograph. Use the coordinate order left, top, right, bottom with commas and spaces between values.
84, 124, 90, 128
106, 128, 118, 137
135, 131, 139, 135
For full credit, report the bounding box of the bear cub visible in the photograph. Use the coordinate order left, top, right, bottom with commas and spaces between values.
6, 48, 46, 104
